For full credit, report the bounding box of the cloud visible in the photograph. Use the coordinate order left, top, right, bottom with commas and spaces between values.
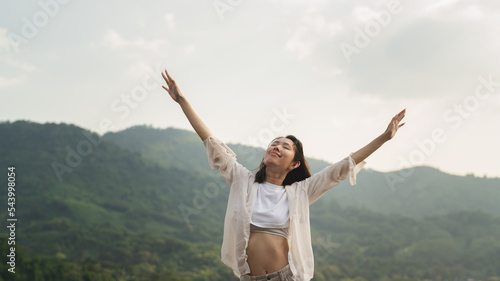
1, 56, 36, 72
285, 7, 343, 60
353, 5, 380, 22
285, 27, 315, 60
461, 5, 484, 19
184, 45, 195, 54
425, 0, 460, 12
0, 28, 20, 54
0, 76, 25, 88
274, 1, 500, 100
0, 28, 35, 87
422, 0, 493, 21
332, 1, 500, 99
102, 29, 168, 51
164, 13, 175, 31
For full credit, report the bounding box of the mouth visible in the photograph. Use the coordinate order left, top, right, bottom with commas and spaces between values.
270, 151, 281, 157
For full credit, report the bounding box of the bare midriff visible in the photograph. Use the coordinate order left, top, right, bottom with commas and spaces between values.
246, 232, 289, 276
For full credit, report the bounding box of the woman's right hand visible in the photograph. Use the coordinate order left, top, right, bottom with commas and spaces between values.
161, 69, 184, 103
160, 68, 212, 141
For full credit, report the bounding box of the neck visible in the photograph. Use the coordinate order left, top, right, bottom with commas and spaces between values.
264, 166, 288, 186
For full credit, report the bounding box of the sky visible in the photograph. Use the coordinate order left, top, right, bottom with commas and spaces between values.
1, 0, 499, 178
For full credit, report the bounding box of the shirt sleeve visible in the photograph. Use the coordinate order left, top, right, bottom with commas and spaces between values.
203, 135, 249, 186
305, 153, 366, 204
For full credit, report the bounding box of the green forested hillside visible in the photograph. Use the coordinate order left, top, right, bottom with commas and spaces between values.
0, 120, 499, 281
105, 125, 500, 219
322, 167, 500, 218
102, 125, 333, 175
103, 125, 210, 173
0, 120, 235, 280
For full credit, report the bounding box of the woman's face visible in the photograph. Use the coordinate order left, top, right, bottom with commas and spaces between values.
263, 137, 298, 171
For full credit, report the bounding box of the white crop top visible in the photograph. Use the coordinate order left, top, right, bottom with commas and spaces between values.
250, 181, 290, 228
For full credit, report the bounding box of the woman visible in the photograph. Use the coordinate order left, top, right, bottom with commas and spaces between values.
161, 69, 406, 281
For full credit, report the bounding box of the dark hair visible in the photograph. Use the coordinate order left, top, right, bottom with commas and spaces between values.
254, 135, 311, 186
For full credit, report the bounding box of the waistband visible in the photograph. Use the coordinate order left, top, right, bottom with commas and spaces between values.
250, 224, 289, 239
240, 264, 292, 281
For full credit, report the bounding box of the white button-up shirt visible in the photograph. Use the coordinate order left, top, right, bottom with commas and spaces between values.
203, 135, 366, 281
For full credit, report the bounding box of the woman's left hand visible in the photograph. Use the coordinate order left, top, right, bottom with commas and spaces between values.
384, 109, 406, 140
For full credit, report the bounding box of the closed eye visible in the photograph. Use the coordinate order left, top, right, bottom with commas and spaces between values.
270, 140, 293, 150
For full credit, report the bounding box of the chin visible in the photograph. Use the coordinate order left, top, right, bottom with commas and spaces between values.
263, 158, 276, 166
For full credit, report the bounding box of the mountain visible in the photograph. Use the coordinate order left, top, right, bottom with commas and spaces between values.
1, 120, 499, 281
0, 120, 230, 243
102, 125, 333, 175
104, 124, 500, 219
0, 120, 235, 280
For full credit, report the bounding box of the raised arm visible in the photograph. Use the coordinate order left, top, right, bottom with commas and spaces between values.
351, 109, 406, 164
161, 69, 212, 141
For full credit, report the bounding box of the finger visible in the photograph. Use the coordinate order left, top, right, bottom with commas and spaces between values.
164, 71, 174, 87
165, 68, 173, 81
162, 85, 169, 92
398, 110, 406, 120
161, 71, 169, 83
398, 122, 405, 128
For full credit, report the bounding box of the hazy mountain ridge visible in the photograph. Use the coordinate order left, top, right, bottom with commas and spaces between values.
102, 124, 334, 175
103, 124, 500, 219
